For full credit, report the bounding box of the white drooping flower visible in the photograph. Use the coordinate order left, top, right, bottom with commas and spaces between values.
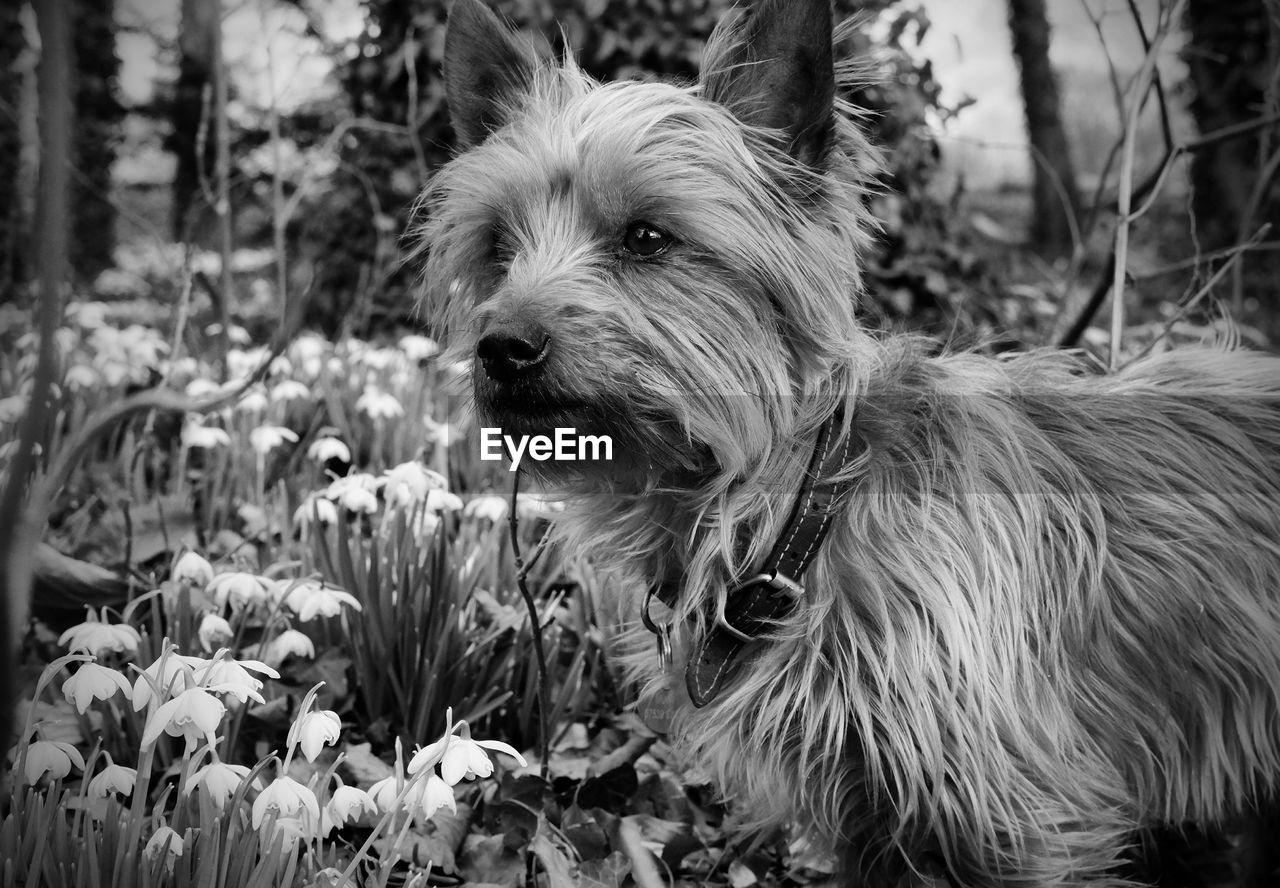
289, 709, 342, 763
306, 437, 351, 464
252, 775, 320, 833
23, 740, 85, 785
355, 386, 403, 421
141, 687, 226, 751
59, 618, 141, 658
87, 760, 138, 799
190, 758, 252, 808
62, 662, 133, 714
249, 424, 299, 455
172, 551, 215, 587
281, 579, 363, 622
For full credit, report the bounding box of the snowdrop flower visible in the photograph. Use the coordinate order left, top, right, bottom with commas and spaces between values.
200, 657, 278, 704
182, 422, 230, 449
185, 378, 220, 399
260, 629, 315, 666
131, 652, 207, 711
206, 571, 273, 611
325, 473, 380, 514
0, 394, 27, 424
355, 347, 396, 371
517, 493, 564, 521
326, 785, 376, 830
252, 775, 320, 832
143, 825, 184, 869
307, 436, 350, 463
366, 774, 403, 814
423, 416, 452, 447
87, 760, 137, 798
64, 363, 99, 391
356, 386, 403, 421
293, 495, 339, 530
289, 709, 342, 762
190, 759, 251, 807
142, 687, 226, 751
411, 773, 458, 819
173, 551, 214, 587
62, 662, 132, 714
399, 334, 439, 362
290, 334, 327, 380
23, 740, 85, 784
282, 580, 363, 622
464, 494, 508, 523
197, 614, 234, 651
380, 461, 447, 509
270, 379, 310, 403
249, 424, 298, 455
425, 489, 464, 512
434, 726, 527, 786
227, 347, 268, 381
236, 389, 269, 414
59, 618, 141, 658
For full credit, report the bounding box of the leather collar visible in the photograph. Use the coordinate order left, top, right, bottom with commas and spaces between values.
643, 406, 865, 707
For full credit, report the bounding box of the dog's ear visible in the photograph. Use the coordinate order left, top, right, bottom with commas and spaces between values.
444, 0, 539, 149
701, 0, 835, 168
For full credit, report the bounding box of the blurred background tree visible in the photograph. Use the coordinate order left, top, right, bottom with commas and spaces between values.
71, 0, 123, 282
1006, 0, 1081, 258
1184, 0, 1280, 248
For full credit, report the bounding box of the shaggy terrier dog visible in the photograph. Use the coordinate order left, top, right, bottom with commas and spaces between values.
419, 0, 1280, 883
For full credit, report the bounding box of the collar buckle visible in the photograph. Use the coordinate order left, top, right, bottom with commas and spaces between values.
713, 570, 806, 643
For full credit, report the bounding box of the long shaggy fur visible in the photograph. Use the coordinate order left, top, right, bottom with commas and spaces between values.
421, 2, 1280, 884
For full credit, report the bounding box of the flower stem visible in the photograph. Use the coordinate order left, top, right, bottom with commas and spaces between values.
508, 469, 549, 779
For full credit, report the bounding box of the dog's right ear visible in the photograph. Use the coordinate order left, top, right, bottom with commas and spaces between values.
701, 0, 835, 169
444, 0, 538, 149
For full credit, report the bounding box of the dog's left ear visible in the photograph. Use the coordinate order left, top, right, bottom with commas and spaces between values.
444, 0, 539, 149
701, 0, 835, 168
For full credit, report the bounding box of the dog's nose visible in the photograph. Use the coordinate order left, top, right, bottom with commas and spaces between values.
477, 323, 551, 381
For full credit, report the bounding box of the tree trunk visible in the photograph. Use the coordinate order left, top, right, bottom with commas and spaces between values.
1184, 0, 1280, 248
0, 4, 30, 300
71, 0, 122, 282
169, 0, 219, 242
1006, 0, 1081, 257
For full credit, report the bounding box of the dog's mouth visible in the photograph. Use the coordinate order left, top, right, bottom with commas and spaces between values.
475, 376, 587, 429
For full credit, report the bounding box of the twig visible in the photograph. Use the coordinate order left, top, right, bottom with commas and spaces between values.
1132, 239, 1280, 279
508, 469, 551, 779
1128, 225, 1271, 365
1056, 111, 1280, 347
1124, 0, 1175, 156
1110, 0, 1188, 369
1076, 0, 1127, 133
403, 26, 430, 185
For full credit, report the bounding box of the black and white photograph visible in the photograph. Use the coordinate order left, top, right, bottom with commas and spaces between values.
2, 0, 1280, 884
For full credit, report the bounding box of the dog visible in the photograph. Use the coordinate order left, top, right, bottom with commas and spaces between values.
419, 0, 1280, 883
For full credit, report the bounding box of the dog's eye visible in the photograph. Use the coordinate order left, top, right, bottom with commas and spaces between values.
622, 222, 672, 257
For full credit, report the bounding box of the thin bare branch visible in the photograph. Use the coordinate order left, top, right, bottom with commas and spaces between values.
1129, 225, 1271, 365
1110, 0, 1188, 369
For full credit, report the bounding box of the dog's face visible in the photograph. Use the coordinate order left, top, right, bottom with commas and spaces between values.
421, 0, 877, 483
